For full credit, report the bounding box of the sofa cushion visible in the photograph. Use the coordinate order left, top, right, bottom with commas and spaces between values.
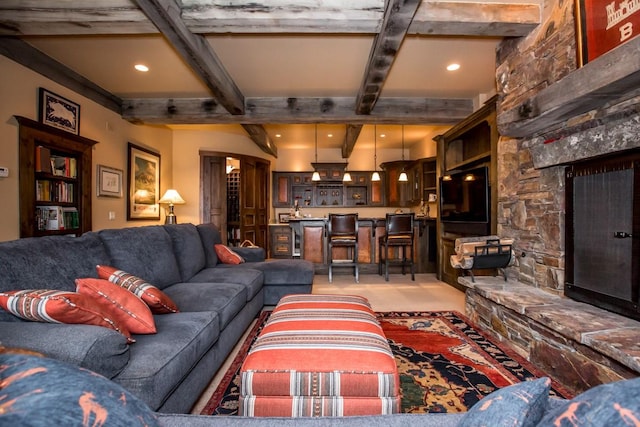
96, 265, 179, 314
162, 282, 248, 329
458, 377, 551, 427
0, 352, 159, 427
215, 244, 245, 264
0, 289, 132, 342
539, 376, 640, 426
0, 232, 110, 322
196, 223, 223, 267
189, 267, 264, 301
244, 259, 315, 286
163, 223, 206, 282
98, 226, 182, 288
76, 278, 156, 334
0, 322, 130, 379
112, 311, 220, 411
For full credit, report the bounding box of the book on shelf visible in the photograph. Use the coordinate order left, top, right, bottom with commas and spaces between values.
36, 206, 64, 231
35, 146, 52, 173
36, 180, 74, 203
50, 155, 77, 178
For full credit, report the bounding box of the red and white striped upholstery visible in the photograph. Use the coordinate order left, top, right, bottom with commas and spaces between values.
239, 294, 400, 417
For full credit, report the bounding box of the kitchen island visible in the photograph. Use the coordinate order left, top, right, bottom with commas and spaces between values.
273, 216, 436, 274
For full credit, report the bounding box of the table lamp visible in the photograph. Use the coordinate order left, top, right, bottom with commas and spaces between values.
158, 189, 185, 224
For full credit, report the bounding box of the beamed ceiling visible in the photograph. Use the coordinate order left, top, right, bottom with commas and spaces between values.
0, 0, 541, 157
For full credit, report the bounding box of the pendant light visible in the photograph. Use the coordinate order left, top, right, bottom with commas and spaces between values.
342, 125, 352, 182
371, 125, 381, 181
398, 125, 408, 182
311, 124, 321, 181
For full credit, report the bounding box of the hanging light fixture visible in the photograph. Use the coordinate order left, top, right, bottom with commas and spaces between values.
342, 124, 352, 182
398, 125, 408, 182
371, 125, 381, 181
311, 124, 321, 181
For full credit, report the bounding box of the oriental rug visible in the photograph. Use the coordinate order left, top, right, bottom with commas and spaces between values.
200, 311, 571, 415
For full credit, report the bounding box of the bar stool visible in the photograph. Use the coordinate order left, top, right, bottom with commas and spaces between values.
378, 213, 415, 281
327, 213, 359, 283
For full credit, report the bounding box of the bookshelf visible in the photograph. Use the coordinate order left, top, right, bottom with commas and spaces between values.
16, 116, 98, 237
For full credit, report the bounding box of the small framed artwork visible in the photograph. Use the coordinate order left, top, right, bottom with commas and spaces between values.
127, 143, 161, 220
97, 165, 123, 198
278, 213, 291, 223
575, 0, 640, 66
38, 88, 81, 135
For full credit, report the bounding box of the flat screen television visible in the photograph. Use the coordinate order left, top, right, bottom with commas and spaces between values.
439, 166, 489, 223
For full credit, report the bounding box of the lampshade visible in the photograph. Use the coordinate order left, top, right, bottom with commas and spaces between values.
311, 124, 321, 181
158, 189, 185, 205
372, 125, 381, 181
342, 171, 352, 182
398, 125, 408, 182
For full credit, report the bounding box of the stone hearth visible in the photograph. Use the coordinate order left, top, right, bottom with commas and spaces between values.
460, 276, 640, 395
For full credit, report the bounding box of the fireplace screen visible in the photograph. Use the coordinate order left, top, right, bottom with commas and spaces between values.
565, 151, 640, 319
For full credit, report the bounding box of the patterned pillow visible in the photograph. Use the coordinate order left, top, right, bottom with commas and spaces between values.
214, 244, 245, 264
0, 289, 132, 342
458, 377, 551, 427
96, 265, 179, 314
76, 278, 156, 334
0, 351, 159, 427
538, 377, 640, 426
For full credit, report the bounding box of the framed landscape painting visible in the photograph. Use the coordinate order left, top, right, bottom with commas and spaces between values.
576, 0, 640, 65
127, 143, 161, 220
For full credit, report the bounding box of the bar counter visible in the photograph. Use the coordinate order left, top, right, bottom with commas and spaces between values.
283, 216, 436, 274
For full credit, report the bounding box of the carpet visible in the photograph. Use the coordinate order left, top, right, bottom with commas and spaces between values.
200, 310, 571, 415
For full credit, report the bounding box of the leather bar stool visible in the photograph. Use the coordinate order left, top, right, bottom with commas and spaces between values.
378, 213, 415, 281
327, 213, 359, 283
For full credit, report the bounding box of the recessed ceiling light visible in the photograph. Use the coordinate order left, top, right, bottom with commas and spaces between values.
446, 63, 461, 71
327, 133, 333, 138
275, 134, 282, 138
134, 64, 149, 72
380, 134, 386, 138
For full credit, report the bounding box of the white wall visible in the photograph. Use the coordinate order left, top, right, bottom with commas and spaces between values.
0, 56, 173, 242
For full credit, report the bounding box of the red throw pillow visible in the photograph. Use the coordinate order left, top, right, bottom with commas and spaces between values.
96, 265, 179, 314
0, 289, 133, 342
76, 278, 156, 334
214, 244, 245, 265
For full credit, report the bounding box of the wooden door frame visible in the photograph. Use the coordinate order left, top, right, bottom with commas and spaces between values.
200, 150, 271, 246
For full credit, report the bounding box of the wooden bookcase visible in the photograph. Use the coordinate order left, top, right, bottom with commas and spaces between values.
16, 116, 98, 238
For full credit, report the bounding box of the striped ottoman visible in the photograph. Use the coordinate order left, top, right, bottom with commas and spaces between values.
239, 294, 400, 417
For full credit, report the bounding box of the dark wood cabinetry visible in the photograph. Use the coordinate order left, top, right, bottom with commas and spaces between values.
434, 96, 498, 286
380, 160, 415, 207
16, 116, 97, 238
269, 224, 292, 258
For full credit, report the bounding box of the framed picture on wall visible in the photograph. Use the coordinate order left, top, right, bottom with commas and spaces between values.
575, 0, 640, 66
38, 88, 81, 135
97, 164, 123, 198
127, 143, 161, 220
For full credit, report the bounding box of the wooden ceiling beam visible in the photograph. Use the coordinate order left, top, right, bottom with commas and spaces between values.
122, 96, 474, 124
343, 124, 363, 159
241, 124, 278, 157
134, 0, 245, 115
0, 1, 540, 37
355, 0, 422, 115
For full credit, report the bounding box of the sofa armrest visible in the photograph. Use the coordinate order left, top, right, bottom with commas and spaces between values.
0, 322, 130, 378
234, 247, 266, 262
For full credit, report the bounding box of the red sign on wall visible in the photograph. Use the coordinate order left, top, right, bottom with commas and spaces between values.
577, 0, 640, 64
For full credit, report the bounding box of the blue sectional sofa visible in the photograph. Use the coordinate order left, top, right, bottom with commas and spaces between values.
0, 223, 314, 413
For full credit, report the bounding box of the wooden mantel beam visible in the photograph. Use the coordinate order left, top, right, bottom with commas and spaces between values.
122, 97, 474, 125
0, 1, 540, 37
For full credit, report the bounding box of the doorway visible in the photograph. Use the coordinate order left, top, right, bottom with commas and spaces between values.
200, 152, 270, 248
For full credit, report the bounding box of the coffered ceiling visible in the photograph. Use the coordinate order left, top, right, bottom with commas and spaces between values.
0, 0, 541, 156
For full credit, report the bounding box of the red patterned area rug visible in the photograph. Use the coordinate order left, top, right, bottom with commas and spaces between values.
200, 311, 571, 415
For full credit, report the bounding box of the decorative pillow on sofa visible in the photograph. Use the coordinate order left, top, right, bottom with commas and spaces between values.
538, 377, 640, 426
0, 351, 159, 427
0, 289, 132, 342
76, 278, 156, 334
214, 244, 245, 264
457, 377, 551, 427
96, 265, 179, 314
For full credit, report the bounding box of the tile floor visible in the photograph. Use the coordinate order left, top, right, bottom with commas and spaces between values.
190, 273, 465, 414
